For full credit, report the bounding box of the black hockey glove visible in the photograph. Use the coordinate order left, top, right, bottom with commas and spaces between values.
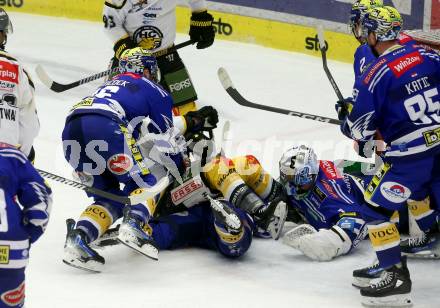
184, 106, 219, 133
189, 10, 215, 49
113, 36, 136, 60
335, 98, 353, 121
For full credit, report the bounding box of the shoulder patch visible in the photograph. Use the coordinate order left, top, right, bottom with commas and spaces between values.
387, 50, 423, 78
105, 0, 127, 9
363, 58, 388, 84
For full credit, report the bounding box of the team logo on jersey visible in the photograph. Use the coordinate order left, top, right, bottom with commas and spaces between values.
1, 282, 25, 307
0, 61, 18, 84
363, 58, 387, 84
107, 154, 133, 175
133, 26, 163, 50
388, 51, 423, 78
380, 182, 411, 203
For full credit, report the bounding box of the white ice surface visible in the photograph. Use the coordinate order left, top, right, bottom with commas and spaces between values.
5, 12, 439, 308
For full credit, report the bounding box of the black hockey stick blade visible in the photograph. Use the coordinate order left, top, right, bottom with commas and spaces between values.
217, 67, 341, 125
37, 168, 169, 205
316, 26, 345, 101
36, 39, 196, 93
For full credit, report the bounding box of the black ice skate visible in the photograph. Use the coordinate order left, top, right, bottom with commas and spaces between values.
63, 219, 105, 273
117, 208, 159, 260
208, 196, 242, 234
400, 231, 439, 259
352, 260, 385, 288
253, 197, 288, 240
360, 257, 412, 308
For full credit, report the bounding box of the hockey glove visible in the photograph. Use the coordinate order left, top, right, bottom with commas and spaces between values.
184, 106, 219, 133
113, 36, 136, 60
189, 10, 215, 49
335, 97, 353, 121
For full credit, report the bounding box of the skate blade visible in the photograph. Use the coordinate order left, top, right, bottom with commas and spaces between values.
62, 252, 103, 273
402, 251, 440, 259
117, 231, 159, 261
361, 294, 413, 308
268, 202, 288, 240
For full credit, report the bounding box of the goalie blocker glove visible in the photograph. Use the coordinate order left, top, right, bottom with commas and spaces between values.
189, 10, 215, 49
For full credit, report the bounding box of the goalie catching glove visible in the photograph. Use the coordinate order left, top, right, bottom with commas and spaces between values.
189, 10, 215, 49
283, 224, 352, 261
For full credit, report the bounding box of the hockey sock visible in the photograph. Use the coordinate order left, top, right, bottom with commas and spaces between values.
407, 197, 436, 232
77, 204, 115, 242
368, 221, 402, 269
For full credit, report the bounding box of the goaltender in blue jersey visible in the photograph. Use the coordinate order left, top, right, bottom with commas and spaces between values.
0, 144, 52, 308
279, 145, 380, 261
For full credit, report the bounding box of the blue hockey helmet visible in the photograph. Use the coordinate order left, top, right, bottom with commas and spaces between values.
119, 47, 160, 82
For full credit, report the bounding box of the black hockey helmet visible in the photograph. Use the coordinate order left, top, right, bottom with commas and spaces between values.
0, 8, 13, 49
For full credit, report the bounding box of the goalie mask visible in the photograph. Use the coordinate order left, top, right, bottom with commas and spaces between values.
119, 47, 160, 82
279, 145, 319, 200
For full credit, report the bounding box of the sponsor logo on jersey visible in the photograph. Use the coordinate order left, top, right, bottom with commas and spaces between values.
388, 51, 423, 78
0, 0, 23, 8
0, 80, 15, 92
313, 185, 327, 202
171, 177, 205, 205
363, 58, 387, 84
1, 282, 25, 307
133, 26, 163, 50
169, 78, 192, 93
107, 154, 133, 175
398, 33, 413, 44
319, 160, 341, 180
423, 127, 440, 147
380, 182, 411, 203
213, 18, 233, 36
0, 245, 10, 264
0, 61, 18, 84
319, 180, 339, 200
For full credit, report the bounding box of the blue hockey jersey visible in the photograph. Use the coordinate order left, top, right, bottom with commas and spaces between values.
343, 43, 440, 159
0, 144, 52, 269
284, 160, 367, 247
67, 73, 174, 134
354, 44, 377, 77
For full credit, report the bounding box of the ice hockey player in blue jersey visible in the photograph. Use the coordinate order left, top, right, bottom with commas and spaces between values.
279, 145, 374, 261
0, 143, 52, 308
336, 6, 440, 306
61, 47, 218, 272
350, 0, 383, 77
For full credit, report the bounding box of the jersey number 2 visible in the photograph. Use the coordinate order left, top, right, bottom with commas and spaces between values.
0, 189, 8, 232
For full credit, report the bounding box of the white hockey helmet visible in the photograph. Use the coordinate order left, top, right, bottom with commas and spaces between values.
279, 145, 319, 199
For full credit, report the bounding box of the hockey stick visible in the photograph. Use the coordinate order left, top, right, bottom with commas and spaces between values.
316, 26, 345, 101
37, 168, 169, 205
35, 39, 195, 93
217, 67, 342, 125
